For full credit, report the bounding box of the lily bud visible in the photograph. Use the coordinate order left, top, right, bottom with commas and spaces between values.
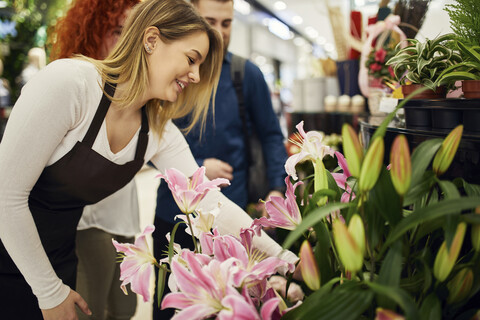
342, 124, 363, 177
447, 268, 474, 304
390, 135, 411, 196
375, 308, 405, 320
432, 125, 463, 176
299, 240, 321, 290
333, 218, 363, 273
433, 222, 467, 282
472, 206, 480, 252
348, 214, 366, 257
359, 137, 385, 193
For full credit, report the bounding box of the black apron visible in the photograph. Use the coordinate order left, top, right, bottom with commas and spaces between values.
0, 82, 149, 318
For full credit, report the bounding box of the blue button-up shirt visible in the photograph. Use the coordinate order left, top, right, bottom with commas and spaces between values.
155, 52, 287, 223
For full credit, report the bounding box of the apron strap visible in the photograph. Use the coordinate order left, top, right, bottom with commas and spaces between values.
134, 106, 149, 160
83, 81, 117, 147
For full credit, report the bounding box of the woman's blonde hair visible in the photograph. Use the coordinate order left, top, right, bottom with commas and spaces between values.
84, 0, 223, 138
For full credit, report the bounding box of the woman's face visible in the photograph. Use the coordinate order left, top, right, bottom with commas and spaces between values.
100, 8, 132, 59
146, 31, 209, 102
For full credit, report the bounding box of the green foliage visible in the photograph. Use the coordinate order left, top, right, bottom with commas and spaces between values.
436, 40, 480, 87
445, 0, 480, 47
0, 0, 68, 102
281, 112, 480, 319
385, 33, 461, 91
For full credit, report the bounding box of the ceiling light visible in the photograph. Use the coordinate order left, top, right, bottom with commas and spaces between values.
293, 37, 307, 47
355, 0, 365, 6
274, 1, 287, 11
234, 0, 251, 15
305, 26, 319, 39
292, 15, 303, 25
316, 36, 326, 45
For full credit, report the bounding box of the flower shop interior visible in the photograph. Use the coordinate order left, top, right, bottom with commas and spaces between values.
1, 0, 480, 319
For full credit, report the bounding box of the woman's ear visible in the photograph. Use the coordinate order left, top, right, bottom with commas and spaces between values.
143, 26, 161, 54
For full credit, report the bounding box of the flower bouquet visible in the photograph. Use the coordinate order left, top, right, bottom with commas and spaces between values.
113, 97, 480, 319
365, 46, 396, 87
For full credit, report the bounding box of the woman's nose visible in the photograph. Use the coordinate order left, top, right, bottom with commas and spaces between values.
188, 70, 200, 84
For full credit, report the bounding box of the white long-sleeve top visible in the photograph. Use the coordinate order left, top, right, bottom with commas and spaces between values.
0, 59, 298, 309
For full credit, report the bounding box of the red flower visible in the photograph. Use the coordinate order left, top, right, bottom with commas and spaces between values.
388, 66, 395, 78
369, 63, 382, 72
375, 48, 387, 63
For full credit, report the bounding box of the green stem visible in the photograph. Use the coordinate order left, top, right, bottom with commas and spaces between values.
185, 212, 198, 253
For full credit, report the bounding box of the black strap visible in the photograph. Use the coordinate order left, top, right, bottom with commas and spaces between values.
134, 107, 149, 160
83, 81, 117, 147
231, 54, 252, 165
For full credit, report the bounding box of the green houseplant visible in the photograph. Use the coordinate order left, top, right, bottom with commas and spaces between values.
438, 0, 480, 99
386, 33, 461, 98
436, 40, 480, 98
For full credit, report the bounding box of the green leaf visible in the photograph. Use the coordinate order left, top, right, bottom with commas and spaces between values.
283, 281, 374, 320
383, 197, 480, 250
313, 222, 334, 284
404, 171, 436, 206
377, 241, 403, 309
366, 282, 420, 320
410, 139, 442, 187
283, 202, 353, 250
370, 168, 402, 225
458, 40, 480, 64
419, 293, 442, 320
168, 221, 185, 263
156, 264, 168, 308
438, 180, 461, 249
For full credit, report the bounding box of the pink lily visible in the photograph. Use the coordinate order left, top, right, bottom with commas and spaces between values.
212, 228, 294, 288
157, 166, 229, 214
285, 121, 335, 180
161, 250, 245, 319
332, 151, 356, 202
252, 176, 303, 231
112, 225, 157, 302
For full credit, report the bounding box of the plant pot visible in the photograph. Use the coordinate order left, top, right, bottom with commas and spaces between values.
402, 84, 446, 99
403, 100, 432, 130
462, 80, 480, 99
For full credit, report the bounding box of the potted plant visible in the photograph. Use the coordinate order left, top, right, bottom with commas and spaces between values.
386, 33, 461, 99
385, 34, 464, 131
440, 0, 480, 99
111, 103, 480, 320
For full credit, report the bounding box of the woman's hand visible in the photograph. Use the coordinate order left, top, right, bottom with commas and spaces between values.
41, 289, 91, 320
203, 158, 233, 183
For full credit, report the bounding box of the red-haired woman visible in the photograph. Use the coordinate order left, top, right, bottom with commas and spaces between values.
49, 1, 140, 319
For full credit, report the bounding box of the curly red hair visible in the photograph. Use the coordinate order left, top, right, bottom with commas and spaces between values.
49, 0, 139, 60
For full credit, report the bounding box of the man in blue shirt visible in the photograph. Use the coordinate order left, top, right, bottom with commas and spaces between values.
153, 0, 287, 316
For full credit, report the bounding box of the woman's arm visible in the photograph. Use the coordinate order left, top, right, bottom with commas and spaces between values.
149, 122, 298, 265
0, 60, 83, 309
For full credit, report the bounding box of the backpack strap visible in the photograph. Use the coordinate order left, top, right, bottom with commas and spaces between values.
230, 54, 252, 164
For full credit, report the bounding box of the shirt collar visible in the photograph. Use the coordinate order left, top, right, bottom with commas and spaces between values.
224, 51, 233, 64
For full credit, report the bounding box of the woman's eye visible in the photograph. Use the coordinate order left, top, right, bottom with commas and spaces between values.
188, 57, 195, 64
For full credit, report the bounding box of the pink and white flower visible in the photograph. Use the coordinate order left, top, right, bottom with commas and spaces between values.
285, 121, 334, 180
161, 250, 246, 319
157, 166, 229, 214
332, 151, 356, 202
112, 225, 157, 302
252, 176, 303, 231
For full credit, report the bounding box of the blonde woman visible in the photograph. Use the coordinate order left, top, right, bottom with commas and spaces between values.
0, 0, 298, 319
49, 0, 141, 319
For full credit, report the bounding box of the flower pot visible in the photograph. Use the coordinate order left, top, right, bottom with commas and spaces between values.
462, 80, 480, 99
402, 84, 446, 99
403, 100, 432, 130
